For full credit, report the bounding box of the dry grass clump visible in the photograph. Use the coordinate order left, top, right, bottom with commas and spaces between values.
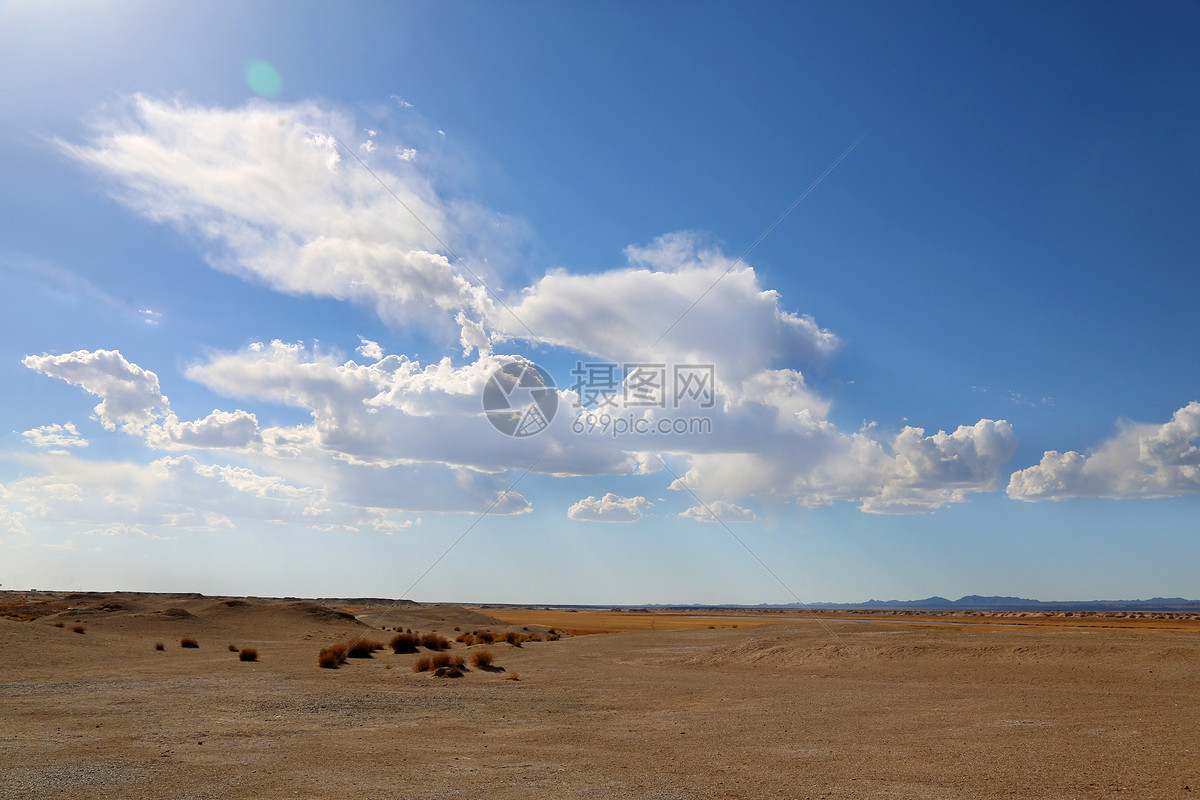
546, 632, 560, 641
72, 625, 86, 634
412, 657, 432, 673
53, 621, 65, 628
433, 665, 463, 678
420, 632, 450, 650
475, 631, 495, 644
346, 640, 384, 658
389, 632, 419, 653
470, 650, 494, 669
504, 631, 523, 647
452, 655, 466, 668
456, 632, 475, 645
318, 643, 349, 669
431, 653, 452, 669
239, 648, 258, 662
505, 671, 520, 681
180, 637, 199, 648
154, 642, 165, 651
228, 644, 239, 652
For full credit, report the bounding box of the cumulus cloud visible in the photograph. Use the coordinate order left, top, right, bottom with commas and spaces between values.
36, 97, 1026, 522
356, 336, 384, 360
501, 233, 838, 388
22, 423, 89, 451
23, 349, 168, 434
672, 419, 1017, 514
680, 500, 759, 523
1007, 402, 1200, 501
145, 410, 262, 450
567, 493, 651, 523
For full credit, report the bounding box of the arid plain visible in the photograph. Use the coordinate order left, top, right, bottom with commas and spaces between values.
2, 591, 1197, 799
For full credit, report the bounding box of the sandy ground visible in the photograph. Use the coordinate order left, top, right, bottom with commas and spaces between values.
2, 592, 1198, 799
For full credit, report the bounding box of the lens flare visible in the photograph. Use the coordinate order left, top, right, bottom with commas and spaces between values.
244, 60, 282, 97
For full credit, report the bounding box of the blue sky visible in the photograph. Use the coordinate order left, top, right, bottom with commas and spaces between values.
2, 0, 1198, 603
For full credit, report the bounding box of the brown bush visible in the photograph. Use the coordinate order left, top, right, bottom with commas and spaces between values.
505, 670, 520, 681
431, 653, 452, 669
412, 657, 432, 673
420, 633, 450, 650
470, 650, 494, 669
452, 655, 466, 668
228, 644, 239, 652
346, 640, 383, 658
239, 648, 258, 662
504, 631, 522, 647
389, 632, 419, 653
475, 631, 495, 644
154, 642, 165, 651
453, 626, 461, 631
181, 637, 199, 648
317, 643, 349, 669
72, 625, 86, 634
53, 621, 64, 628
433, 665, 463, 678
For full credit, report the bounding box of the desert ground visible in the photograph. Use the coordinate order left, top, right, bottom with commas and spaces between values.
1, 591, 1197, 799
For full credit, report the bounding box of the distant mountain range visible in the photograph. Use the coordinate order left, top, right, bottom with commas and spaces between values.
638, 596, 1200, 612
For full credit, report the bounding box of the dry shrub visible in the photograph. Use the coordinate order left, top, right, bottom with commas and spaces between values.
455, 632, 473, 645
180, 637, 199, 648
504, 631, 522, 647
318, 643, 348, 669
53, 621, 64, 628
239, 648, 258, 662
453, 626, 461, 631
470, 650, 494, 669
452, 655, 466, 668
433, 665, 463, 678
412, 657, 432, 673
431, 653, 452, 669
347, 640, 383, 658
154, 642, 165, 651
546, 632, 560, 641
420, 632, 450, 650
228, 644, 239, 652
389, 632, 419, 653
475, 631, 495, 644
72, 625, 86, 634
505, 671, 520, 681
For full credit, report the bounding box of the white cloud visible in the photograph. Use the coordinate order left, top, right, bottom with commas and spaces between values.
680, 500, 759, 523
22, 422, 89, 451
567, 493, 650, 522
672, 419, 1017, 514
396, 147, 417, 161
42, 98, 1026, 521
146, 409, 262, 451
139, 308, 162, 325
23, 349, 168, 434
501, 233, 838, 389
80, 523, 171, 540
1007, 402, 1200, 501
356, 336, 384, 360
60, 97, 501, 332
